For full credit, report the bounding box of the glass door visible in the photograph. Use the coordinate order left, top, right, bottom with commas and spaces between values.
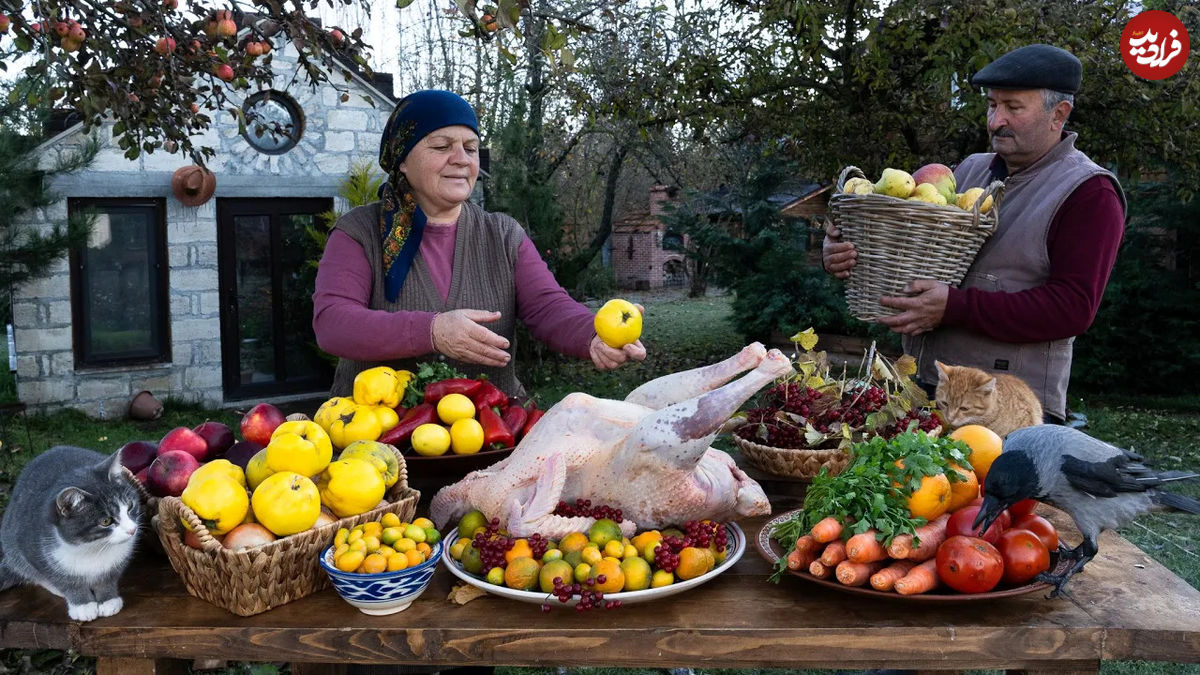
217, 198, 333, 400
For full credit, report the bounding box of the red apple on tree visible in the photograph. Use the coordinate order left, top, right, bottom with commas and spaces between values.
53, 21, 69, 37
119, 440, 159, 474
145, 450, 201, 497
154, 37, 176, 55
217, 18, 237, 38
159, 426, 209, 462
162, 0, 178, 9
240, 403, 285, 445
329, 28, 344, 44
214, 63, 235, 81
0, 15, 11, 34
193, 420, 236, 460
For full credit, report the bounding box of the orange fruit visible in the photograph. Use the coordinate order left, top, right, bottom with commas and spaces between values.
676, 547, 714, 580
504, 556, 541, 590
405, 549, 423, 567
894, 459, 951, 521
362, 553, 388, 574
945, 464, 980, 512
949, 425, 1004, 487
335, 550, 364, 573
539, 560, 575, 593
505, 538, 534, 565
386, 552, 409, 571
558, 532, 589, 554
587, 558, 625, 593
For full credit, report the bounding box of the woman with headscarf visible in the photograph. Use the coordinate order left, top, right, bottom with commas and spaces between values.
313, 89, 647, 397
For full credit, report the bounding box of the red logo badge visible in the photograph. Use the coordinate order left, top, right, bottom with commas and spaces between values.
1121, 10, 1190, 80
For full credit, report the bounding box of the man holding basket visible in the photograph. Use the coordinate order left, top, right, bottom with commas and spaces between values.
822, 44, 1126, 424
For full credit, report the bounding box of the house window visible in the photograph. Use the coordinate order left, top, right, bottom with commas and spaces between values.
69, 199, 170, 368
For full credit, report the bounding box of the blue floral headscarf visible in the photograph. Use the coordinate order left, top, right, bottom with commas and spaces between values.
377, 90, 479, 302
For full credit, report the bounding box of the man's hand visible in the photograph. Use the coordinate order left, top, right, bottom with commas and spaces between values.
431, 309, 511, 367
822, 223, 857, 279
878, 280, 949, 336
589, 336, 647, 371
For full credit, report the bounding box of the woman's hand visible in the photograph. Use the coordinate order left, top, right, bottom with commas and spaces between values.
589, 335, 647, 371
822, 223, 857, 279
431, 309, 511, 367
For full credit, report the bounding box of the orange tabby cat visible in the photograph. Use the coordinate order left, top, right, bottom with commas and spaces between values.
934, 361, 1043, 437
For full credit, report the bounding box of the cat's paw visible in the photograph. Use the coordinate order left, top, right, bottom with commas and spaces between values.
68, 601, 100, 622
96, 597, 123, 617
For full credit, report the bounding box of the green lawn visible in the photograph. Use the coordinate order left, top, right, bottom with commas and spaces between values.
1, 291, 1199, 675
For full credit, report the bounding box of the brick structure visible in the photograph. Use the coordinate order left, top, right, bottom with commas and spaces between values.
611, 185, 688, 290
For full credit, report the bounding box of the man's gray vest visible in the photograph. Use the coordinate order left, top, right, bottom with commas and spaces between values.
904, 132, 1125, 419
328, 201, 526, 398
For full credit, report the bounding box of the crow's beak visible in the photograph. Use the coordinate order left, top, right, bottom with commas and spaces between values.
973, 496, 1004, 534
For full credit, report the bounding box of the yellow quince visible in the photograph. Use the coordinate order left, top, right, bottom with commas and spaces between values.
338, 440, 400, 488
245, 448, 276, 490
251, 471, 321, 536
317, 457, 386, 518
181, 475, 250, 535
266, 420, 332, 477
353, 366, 401, 408
188, 458, 246, 488
327, 406, 383, 449
313, 396, 357, 433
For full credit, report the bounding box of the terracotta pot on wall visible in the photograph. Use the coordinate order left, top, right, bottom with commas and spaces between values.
129, 390, 164, 420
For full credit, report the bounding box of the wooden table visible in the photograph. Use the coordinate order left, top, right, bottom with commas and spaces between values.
1, 512, 1198, 675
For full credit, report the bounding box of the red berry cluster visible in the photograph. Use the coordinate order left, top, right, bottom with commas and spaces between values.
542, 575, 621, 612
880, 408, 941, 438
764, 382, 824, 417
809, 385, 889, 432
471, 517, 514, 570
528, 532, 549, 560
738, 383, 890, 447
553, 498, 624, 523
654, 520, 727, 572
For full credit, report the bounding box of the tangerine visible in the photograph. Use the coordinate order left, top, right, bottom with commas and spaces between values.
945, 464, 980, 512
588, 558, 625, 593
362, 553, 387, 574
506, 538, 534, 565
457, 510, 488, 539
907, 472, 952, 520
676, 547, 713, 580
386, 552, 409, 571
620, 556, 652, 591
574, 562, 592, 583
539, 559, 575, 593
588, 518, 622, 547
558, 531, 589, 554
504, 556, 541, 590
651, 569, 674, 588
949, 425, 1004, 486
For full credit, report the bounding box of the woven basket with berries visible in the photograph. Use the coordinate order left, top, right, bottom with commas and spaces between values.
729, 330, 942, 480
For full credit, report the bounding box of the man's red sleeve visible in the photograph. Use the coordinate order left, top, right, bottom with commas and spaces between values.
941, 175, 1124, 343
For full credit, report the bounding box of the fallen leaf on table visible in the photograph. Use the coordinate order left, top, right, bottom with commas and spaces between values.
448, 583, 488, 605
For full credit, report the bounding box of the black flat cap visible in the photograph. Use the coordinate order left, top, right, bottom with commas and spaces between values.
971, 44, 1082, 94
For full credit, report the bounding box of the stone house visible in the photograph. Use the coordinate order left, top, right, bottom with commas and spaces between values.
611, 183, 832, 290
13, 34, 397, 417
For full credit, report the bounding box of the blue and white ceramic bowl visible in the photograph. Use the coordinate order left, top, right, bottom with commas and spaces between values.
320, 539, 443, 615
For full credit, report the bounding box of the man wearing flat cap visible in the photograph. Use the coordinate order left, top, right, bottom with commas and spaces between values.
824, 44, 1126, 424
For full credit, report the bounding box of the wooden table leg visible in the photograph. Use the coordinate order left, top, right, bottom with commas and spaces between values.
95, 657, 190, 675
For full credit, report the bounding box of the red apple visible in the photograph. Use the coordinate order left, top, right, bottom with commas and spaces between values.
240, 403, 284, 445
193, 421, 235, 460
245, 41, 261, 56
67, 23, 84, 41
162, 0, 178, 9
134, 467, 149, 485
217, 18, 237, 38
145, 450, 201, 497
222, 523, 277, 551
159, 426, 208, 462
224, 440, 264, 471
329, 28, 344, 43
203, 19, 217, 38
183, 528, 207, 549
911, 163, 957, 204
0, 16, 11, 34
258, 40, 270, 54
119, 440, 159, 474
53, 21, 69, 37
214, 63, 235, 81
154, 37, 175, 55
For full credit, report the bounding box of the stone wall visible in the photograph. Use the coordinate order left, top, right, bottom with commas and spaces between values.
13, 37, 394, 418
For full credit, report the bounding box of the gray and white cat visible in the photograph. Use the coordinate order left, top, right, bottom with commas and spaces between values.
0, 446, 142, 621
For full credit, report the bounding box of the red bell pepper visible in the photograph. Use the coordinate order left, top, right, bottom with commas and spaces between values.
423, 378, 483, 404
379, 403, 438, 445
501, 405, 528, 443
470, 379, 508, 411
477, 403, 515, 449
522, 408, 545, 437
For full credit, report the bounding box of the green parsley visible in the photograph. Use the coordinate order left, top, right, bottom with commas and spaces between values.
400, 361, 468, 408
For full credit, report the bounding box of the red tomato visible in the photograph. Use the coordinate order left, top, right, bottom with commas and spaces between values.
946, 505, 1005, 545
964, 498, 1012, 529
1008, 499, 1038, 519
997, 529, 1050, 585
936, 535, 1004, 593
1011, 514, 1059, 551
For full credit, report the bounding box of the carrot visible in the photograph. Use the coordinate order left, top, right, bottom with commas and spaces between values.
794, 534, 818, 555
906, 513, 951, 562
894, 559, 939, 595
810, 516, 844, 543
808, 560, 833, 579
888, 513, 951, 560
845, 530, 889, 563
870, 560, 916, 592
835, 560, 884, 587
819, 539, 847, 567
786, 549, 817, 571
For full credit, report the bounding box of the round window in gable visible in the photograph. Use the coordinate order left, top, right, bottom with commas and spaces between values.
241, 90, 304, 154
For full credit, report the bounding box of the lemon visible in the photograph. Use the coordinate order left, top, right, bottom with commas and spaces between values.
437, 393, 476, 424
449, 418, 485, 455
411, 423, 451, 456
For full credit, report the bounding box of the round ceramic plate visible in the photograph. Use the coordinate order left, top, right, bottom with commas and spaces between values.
441, 522, 745, 607
756, 509, 1070, 603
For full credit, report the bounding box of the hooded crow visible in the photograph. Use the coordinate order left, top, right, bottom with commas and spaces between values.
974, 425, 1200, 597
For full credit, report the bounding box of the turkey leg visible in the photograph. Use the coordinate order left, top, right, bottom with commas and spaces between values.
624, 348, 794, 469
624, 342, 768, 409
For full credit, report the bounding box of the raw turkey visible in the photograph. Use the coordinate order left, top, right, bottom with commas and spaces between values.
430, 344, 794, 538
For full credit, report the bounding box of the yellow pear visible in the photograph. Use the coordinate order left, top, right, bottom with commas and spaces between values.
907, 183, 947, 205
956, 187, 993, 213
874, 168, 916, 198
